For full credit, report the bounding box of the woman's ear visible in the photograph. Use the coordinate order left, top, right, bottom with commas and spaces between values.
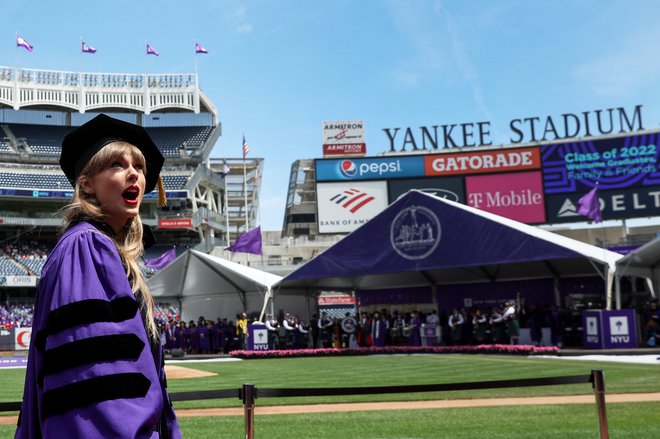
79, 176, 94, 195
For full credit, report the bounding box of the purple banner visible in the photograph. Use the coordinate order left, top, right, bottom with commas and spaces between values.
542, 132, 660, 194
247, 323, 269, 351
0, 356, 28, 368
357, 287, 433, 306
601, 309, 638, 349
583, 309, 638, 349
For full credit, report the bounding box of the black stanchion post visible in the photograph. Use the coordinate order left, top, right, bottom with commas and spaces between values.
591, 369, 608, 439
242, 383, 256, 439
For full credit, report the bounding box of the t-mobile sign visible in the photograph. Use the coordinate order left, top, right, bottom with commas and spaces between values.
465, 171, 546, 224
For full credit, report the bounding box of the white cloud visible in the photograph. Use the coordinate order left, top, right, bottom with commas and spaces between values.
574, 28, 660, 97
231, 5, 253, 34
386, 1, 499, 129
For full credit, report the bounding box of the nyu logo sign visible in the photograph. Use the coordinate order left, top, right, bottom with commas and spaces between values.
609, 316, 630, 344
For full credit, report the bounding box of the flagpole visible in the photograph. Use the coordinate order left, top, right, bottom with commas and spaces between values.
243, 134, 249, 233
224, 164, 231, 248
14, 31, 19, 81
79, 37, 83, 74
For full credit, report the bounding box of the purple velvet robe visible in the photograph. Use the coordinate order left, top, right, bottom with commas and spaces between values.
15, 221, 181, 438
371, 319, 387, 347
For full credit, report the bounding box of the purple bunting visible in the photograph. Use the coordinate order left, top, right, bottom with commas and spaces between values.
145, 248, 176, 269
146, 43, 159, 56
195, 43, 208, 54
16, 36, 33, 52
226, 226, 263, 255
81, 42, 97, 54
577, 187, 602, 222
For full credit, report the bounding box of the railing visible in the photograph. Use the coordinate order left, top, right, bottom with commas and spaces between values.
0, 370, 609, 438
0, 66, 201, 114
1, 371, 607, 438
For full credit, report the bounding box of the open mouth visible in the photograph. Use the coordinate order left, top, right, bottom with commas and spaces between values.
122, 186, 140, 203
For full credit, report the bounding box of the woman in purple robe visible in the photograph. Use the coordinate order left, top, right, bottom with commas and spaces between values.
16, 115, 181, 438
176, 321, 188, 352
371, 311, 387, 347
197, 320, 210, 353
187, 322, 199, 354
409, 311, 422, 346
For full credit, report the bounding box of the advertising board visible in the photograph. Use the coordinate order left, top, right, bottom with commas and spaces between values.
465, 171, 546, 223
545, 185, 660, 223
316, 181, 389, 233
542, 132, 660, 194
14, 327, 32, 351
322, 120, 366, 157
315, 156, 424, 181
388, 177, 465, 204
424, 147, 541, 176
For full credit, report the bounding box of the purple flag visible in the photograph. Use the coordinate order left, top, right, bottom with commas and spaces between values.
145, 248, 176, 269
81, 42, 97, 53
16, 35, 33, 52
577, 187, 602, 222
220, 160, 230, 176
226, 226, 262, 255
146, 43, 159, 56
195, 42, 208, 54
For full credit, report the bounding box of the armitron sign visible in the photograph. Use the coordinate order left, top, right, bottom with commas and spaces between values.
322, 120, 366, 157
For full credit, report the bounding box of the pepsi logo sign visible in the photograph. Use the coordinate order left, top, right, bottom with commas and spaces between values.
339, 160, 357, 178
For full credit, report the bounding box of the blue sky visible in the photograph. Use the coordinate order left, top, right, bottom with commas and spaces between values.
3, 0, 660, 230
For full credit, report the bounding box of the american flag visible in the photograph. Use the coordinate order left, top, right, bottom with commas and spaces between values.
242, 135, 249, 158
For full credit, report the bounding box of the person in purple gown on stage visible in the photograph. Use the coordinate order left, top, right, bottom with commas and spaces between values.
371, 311, 388, 347
186, 321, 198, 353
164, 320, 176, 351
409, 311, 422, 346
15, 114, 181, 438
212, 318, 222, 353
197, 319, 210, 353
177, 321, 188, 352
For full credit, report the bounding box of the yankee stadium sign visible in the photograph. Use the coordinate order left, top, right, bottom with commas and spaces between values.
383, 105, 643, 152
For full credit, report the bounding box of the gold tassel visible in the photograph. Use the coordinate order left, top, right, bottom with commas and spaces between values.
157, 175, 167, 208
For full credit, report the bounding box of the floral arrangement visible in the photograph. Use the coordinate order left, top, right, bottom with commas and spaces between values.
229, 344, 560, 359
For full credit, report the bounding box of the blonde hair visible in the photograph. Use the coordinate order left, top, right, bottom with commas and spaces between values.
62, 141, 158, 340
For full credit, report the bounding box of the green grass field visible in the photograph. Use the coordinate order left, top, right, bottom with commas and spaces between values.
1, 354, 658, 437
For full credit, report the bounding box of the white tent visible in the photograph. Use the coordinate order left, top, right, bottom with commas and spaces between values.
147, 250, 282, 321
615, 236, 660, 306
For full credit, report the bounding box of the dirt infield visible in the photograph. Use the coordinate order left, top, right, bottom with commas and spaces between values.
165, 365, 217, 379
2, 392, 659, 425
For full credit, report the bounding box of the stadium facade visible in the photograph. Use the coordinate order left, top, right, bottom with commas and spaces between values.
283, 112, 660, 248
277, 113, 660, 316
0, 65, 262, 304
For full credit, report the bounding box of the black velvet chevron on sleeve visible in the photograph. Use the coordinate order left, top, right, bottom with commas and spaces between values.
38, 334, 145, 385
41, 373, 151, 419
34, 296, 139, 351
